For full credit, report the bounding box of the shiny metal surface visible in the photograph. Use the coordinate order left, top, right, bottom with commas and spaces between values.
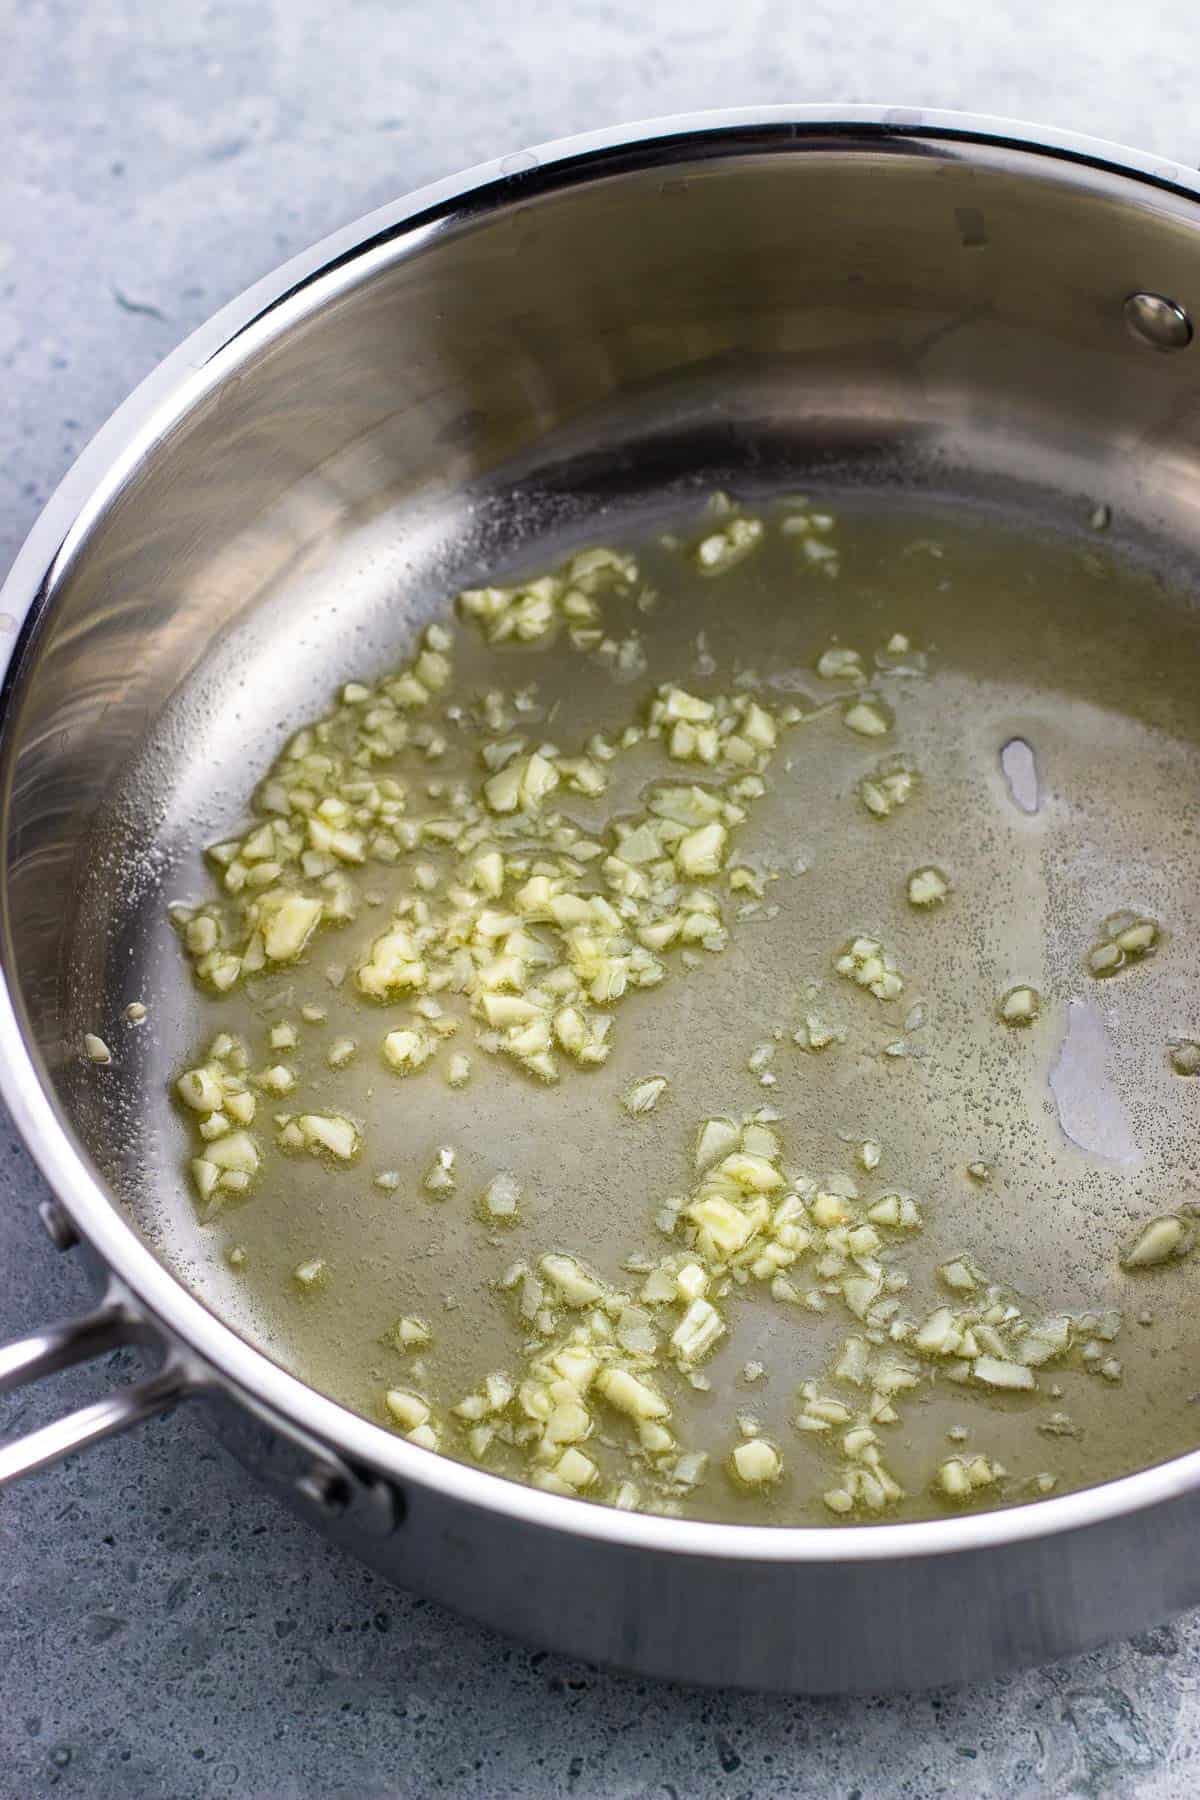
1123, 289, 1195, 349
0, 1279, 188, 1482
4, 107, 1200, 1689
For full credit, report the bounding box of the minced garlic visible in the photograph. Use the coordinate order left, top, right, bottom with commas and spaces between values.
859, 759, 917, 819
835, 936, 904, 1002
388, 1316, 432, 1350
1086, 911, 1161, 979
998, 985, 1040, 1026
842, 695, 892, 738
424, 1146, 456, 1195
816, 647, 864, 683
936, 1454, 1003, 1500
907, 866, 950, 908
289, 1114, 359, 1160
729, 1437, 781, 1486
481, 1172, 521, 1222
1121, 1214, 1193, 1269
693, 516, 763, 576
623, 1076, 668, 1117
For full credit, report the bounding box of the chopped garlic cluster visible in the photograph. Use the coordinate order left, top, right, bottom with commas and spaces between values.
375, 1075, 1133, 1516
175, 615, 794, 1092
1086, 911, 1161, 978
835, 936, 905, 1002
779, 502, 840, 575
276, 1112, 359, 1161
170, 622, 457, 993
457, 546, 639, 650
175, 1033, 261, 1212
796, 1348, 915, 1514
385, 1386, 440, 1452
935, 1453, 1004, 1501
909, 1282, 1120, 1394
693, 516, 764, 576
344, 694, 785, 1086
443, 1252, 706, 1507
858, 758, 917, 819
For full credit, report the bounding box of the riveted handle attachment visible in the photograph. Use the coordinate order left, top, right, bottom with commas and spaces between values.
0, 1291, 192, 1486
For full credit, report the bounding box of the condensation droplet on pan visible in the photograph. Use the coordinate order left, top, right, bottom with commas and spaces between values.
1000, 737, 1039, 814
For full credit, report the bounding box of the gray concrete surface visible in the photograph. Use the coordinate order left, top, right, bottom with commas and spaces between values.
5, 3, 1200, 1794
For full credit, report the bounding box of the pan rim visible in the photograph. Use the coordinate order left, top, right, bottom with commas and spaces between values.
5, 101, 1200, 1562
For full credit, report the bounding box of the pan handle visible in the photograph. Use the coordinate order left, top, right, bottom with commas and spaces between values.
3, 1223, 401, 1531
0, 1288, 194, 1486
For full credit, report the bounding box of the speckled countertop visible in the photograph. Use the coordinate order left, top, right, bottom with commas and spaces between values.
5, 4, 1200, 1795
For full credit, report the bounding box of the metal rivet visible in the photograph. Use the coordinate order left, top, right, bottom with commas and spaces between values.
38, 1198, 80, 1252
1124, 292, 1193, 351
295, 1461, 353, 1517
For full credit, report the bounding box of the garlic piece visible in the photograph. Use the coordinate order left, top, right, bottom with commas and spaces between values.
693, 516, 763, 575
816, 647, 864, 683
671, 1297, 725, 1367
972, 1356, 1035, 1391
296, 1114, 359, 1160
842, 695, 892, 738
259, 891, 324, 963
540, 1254, 604, 1306
596, 1367, 669, 1420
1086, 912, 1161, 979
675, 822, 727, 878
729, 1438, 781, 1486
424, 1146, 456, 1194
623, 1076, 668, 1117
84, 1033, 113, 1065
907, 866, 950, 908
389, 1317, 432, 1350
998, 985, 1041, 1027
382, 1028, 433, 1074
1121, 1214, 1193, 1269
481, 1171, 521, 1221
177, 1065, 224, 1113
835, 935, 904, 1002
936, 1455, 1002, 1500
384, 1388, 431, 1432
357, 927, 427, 998
695, 1117, 740, 1171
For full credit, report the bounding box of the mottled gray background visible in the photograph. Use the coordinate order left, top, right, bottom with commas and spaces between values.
5, 2, 1200, 1795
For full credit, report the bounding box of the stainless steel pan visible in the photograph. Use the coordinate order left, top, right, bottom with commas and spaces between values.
3, 106, 1200, 1693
